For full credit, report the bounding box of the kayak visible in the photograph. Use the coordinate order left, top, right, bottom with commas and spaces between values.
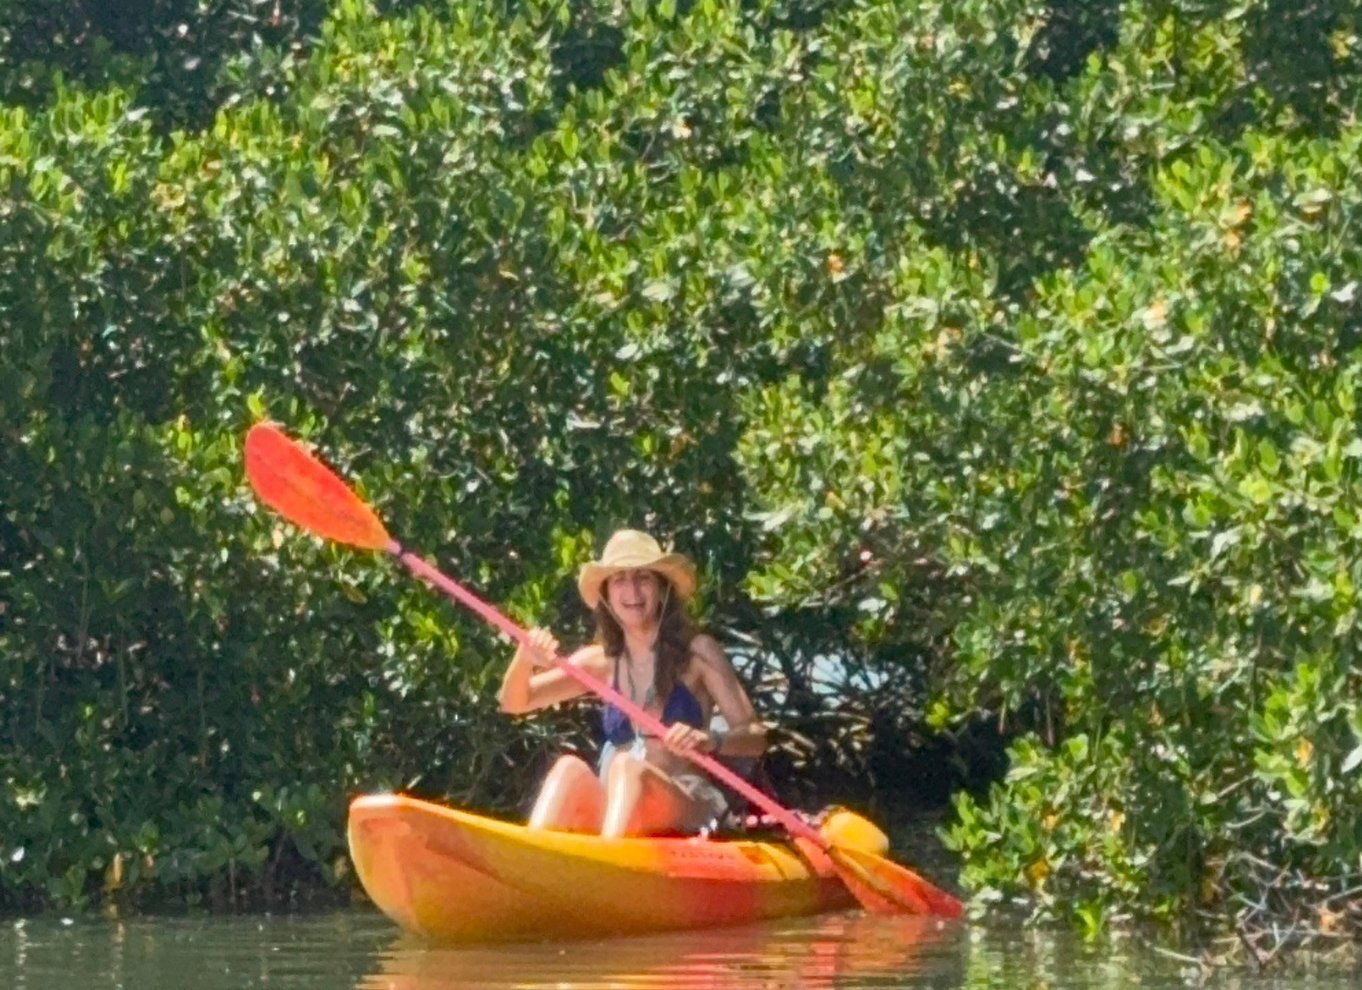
348, 793, 873, 941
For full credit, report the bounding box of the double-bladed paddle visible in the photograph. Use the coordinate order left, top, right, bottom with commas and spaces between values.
242, 421, 962, 918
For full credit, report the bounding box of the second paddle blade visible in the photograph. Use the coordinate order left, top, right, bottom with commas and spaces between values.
830, 846, 965, 918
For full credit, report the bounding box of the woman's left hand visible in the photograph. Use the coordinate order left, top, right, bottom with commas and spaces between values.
661, 722, 715, 758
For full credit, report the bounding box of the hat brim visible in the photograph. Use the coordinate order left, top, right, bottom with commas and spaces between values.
578, 554, 696, 609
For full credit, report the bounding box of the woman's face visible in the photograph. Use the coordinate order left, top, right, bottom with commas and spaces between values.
605, 569, 663, 628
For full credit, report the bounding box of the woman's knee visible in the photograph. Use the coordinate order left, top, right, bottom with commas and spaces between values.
545, 753, 595, 785
604, 756, 682, 816
531, 753, 603, 831
604, 752, 650, 792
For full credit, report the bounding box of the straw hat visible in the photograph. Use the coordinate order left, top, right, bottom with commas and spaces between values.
577, 529, 696, 609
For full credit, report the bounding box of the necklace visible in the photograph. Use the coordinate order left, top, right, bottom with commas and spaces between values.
622, 649, 657, 709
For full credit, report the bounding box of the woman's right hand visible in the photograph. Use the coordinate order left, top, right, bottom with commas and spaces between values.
514, 627, 560, 669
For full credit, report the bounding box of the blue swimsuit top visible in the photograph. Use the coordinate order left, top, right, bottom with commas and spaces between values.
601, 653, 705, 745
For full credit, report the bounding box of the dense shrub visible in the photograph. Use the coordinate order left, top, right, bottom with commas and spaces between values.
2, 0, 1360, 947
735, 0, 1362, 946
0, 0, 956, 910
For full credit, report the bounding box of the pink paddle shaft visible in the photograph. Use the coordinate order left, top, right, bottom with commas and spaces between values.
392, 543, 829, 849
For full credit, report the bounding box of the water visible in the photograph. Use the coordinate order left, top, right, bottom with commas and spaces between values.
0, 908, 1352, 990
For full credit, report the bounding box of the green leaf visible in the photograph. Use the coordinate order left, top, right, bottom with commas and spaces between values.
641, 278, 676, 303
1343, 745, 1362, 775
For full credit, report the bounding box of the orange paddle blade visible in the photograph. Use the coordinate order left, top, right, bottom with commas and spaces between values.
244, 422, 392, 551
829, 847, 964, 918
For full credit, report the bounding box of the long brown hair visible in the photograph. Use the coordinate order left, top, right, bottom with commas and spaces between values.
592, 573, 695, 703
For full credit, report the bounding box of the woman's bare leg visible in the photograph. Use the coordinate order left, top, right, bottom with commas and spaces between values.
528, 754, 605, 832
600, 754, 707, 838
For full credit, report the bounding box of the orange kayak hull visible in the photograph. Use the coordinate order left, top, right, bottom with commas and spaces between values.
347, 793, 859, 941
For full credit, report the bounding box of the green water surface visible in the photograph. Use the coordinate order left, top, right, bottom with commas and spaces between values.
0, 908, 1350, 990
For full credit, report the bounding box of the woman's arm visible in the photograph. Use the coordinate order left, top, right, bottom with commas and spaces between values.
497, 633, 606, 714
690, 633, 768, 758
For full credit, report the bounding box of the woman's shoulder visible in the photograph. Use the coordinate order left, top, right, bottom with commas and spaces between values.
685, 632, 727, 667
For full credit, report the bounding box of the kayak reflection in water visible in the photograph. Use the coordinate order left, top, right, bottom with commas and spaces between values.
497, 529, 767, 838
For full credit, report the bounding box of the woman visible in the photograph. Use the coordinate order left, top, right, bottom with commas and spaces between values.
498, 529, 766, 838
